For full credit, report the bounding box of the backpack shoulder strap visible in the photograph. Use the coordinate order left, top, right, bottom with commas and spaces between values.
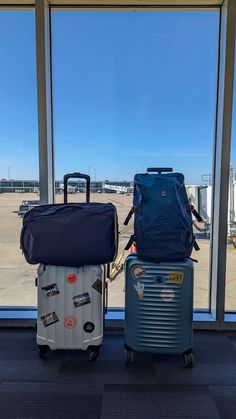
193, 240, 200, 251
125, 234, 135, 251
187, 204, 204, 222
124, 207, 134, 226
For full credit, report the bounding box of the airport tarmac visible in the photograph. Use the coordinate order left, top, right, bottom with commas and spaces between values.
0, 192, 235, 310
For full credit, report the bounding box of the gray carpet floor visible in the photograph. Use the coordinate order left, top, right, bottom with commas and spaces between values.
0, 329, 235, 418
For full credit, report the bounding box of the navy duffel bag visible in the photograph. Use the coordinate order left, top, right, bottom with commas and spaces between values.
20, 173, 118, 267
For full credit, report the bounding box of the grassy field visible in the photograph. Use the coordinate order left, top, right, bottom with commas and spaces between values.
0, 192, 235, 310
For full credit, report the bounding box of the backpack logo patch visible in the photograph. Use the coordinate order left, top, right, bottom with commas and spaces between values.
161, 191, 167, 197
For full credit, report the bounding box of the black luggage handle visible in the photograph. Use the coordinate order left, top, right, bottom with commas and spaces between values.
147, 167, 173, 174
63, 172, 90, 203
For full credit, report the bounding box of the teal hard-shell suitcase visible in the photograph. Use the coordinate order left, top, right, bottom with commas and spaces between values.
124, 255, 194, 367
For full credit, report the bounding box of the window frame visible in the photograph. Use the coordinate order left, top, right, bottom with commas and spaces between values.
0, 0, 235, 330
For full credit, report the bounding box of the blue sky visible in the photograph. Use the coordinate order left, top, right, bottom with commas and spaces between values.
0, 9, 235, 184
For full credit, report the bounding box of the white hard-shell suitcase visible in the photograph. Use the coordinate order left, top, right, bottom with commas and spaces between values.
36, 264, 106, 360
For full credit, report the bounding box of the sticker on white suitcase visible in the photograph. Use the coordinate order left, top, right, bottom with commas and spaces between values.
92, 279, 102, 294
64, 316, 77, 329
41, 283, 60, 298
73, 292, 91, 308
83, 322, 95, 333
66, 273, 78, 284
41, 311, 59, 327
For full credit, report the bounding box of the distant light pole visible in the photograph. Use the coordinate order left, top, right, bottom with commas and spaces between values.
7, 166, 11, 180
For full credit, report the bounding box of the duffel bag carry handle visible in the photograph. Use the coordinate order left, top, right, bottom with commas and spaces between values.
63, 172, 90, 203
147, 167, 173, 174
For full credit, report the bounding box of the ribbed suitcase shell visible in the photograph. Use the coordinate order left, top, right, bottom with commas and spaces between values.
36, 264, 104, 350
124, 255, 193, 354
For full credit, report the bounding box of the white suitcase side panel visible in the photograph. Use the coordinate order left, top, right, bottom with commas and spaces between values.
36, 265, 104, 350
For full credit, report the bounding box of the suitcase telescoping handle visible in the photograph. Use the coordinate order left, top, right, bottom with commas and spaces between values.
63, 172, 90, 203
147, 167, 173, 174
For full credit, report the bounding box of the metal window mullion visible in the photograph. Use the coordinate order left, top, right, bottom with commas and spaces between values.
35, 0, 54, 204
210, 0, 236, 324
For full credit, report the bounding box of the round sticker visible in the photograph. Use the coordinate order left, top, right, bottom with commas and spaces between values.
67, 274, 77, 284
83, 322, 95, 333
160, 288, 175, 302
64, 316, 77, 329
131, 265, 145, 279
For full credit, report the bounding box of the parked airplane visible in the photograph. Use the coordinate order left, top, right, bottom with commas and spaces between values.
104, 184, 133, 194
58, 184, 78, 194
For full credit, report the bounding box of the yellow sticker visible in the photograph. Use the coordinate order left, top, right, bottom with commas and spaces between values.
168, 272, 184, 285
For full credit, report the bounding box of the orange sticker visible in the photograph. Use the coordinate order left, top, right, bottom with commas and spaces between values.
67, 274, 77, 284
64, 316, 77, 329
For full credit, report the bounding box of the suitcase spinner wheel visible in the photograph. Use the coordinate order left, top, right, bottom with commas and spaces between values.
88, 345, 100, 362
183, 350, 194, 368
124, 345, 135, 364
38, 345, 49, 358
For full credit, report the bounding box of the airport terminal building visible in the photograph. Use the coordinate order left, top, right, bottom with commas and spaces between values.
0, 179, 132, 193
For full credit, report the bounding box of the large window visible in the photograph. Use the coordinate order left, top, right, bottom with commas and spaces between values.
51, 10, 219, 310
0, 11, 38, 306
225, 50, 236, 312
